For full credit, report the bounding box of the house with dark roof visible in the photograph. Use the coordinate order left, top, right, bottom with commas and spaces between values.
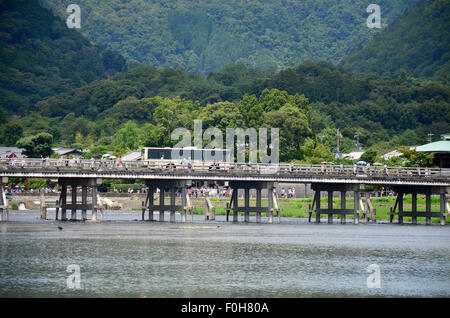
121, 150, 142, 161
0, 147, 25, 159
52, 147, 84, 158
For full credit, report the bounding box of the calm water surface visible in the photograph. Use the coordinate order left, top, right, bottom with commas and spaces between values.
0, 210, 449, 297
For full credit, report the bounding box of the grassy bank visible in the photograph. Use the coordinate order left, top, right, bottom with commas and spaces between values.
189, 196, 450, 223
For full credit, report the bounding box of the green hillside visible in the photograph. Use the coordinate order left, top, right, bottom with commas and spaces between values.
29, 61, 450, 158
0, 0, 127, 115
1, 0, 448, 166
339, 0, 450, 82
41, 0, 415, 74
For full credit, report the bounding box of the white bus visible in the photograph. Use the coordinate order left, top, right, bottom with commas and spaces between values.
141, 147, 232, 169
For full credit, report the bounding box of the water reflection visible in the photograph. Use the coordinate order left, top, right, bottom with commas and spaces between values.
0, 211, 449, 297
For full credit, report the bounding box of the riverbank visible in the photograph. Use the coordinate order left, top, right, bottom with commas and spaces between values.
157, 196, 450, 223
7, 193, 449, 223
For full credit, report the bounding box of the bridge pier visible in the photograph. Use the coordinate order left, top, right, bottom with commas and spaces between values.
390, 186, 448, 225
226, 181, 280, 223
0, 177, 9, 222
309, 183, 363, 224
142, 180, 192, 223
57, 178, 102, 221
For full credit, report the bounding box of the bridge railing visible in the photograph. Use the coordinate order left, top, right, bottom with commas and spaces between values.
0, 158, 448, 179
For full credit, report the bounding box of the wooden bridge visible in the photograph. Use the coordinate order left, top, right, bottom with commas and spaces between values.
1, 158, 449, 225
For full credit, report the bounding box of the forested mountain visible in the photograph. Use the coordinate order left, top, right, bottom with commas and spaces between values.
0, 0, 127, 115
41, 0, 415, 74
339, 0, 450, 82
1, 0, 449, 165
29, 61, 450, 158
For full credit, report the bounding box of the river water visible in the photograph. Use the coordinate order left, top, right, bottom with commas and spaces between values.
0, 210, 449, 297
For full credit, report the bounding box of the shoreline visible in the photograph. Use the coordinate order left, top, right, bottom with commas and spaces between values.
5, 193, 449, 223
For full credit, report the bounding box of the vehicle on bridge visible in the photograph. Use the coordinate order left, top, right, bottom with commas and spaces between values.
141, 147, 232, 170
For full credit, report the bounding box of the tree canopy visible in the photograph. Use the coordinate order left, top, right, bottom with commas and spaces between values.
41, 0, 415, 74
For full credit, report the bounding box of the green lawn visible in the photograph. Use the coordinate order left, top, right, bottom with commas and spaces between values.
189, 196, 450, 223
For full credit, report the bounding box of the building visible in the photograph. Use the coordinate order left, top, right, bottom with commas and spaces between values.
415, 134, 450, 168
381, 150, 403, 161
381, 146, 416, 161
121, 150, 142, 161
342, 151, 365, 161
0, 147, 25, 159
52, 147, 84, 159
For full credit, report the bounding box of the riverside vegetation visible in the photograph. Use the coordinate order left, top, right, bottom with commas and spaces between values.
0, 0, 449, 183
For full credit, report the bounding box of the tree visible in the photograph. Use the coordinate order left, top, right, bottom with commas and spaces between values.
264, 104, 312, 161
198, 101, 244, 132
139, 123, 165, 147
397, 146, 434, 167
112, 121, 142, 154
300, 137, 333, 163
74, 132, 93, 148
259, 88, 290, 112
237, 94, 263, 128
360, 150, 378, 164
1, 122, 23, 146
16, 132, 53, 157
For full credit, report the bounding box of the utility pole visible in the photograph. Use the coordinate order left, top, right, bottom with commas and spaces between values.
427, 133, 434, 143
354, 129, 361, 151
336, 129, 341, 155
335, 129, 343, 161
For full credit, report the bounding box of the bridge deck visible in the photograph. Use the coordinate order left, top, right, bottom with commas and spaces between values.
1, 159, 449, 187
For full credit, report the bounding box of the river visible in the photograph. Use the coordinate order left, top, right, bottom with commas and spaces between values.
0, 210, 449, 297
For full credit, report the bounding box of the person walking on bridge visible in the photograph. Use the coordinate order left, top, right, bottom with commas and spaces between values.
397, 165, 402, 176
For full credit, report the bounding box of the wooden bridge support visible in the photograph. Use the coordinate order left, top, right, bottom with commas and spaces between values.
0, 177, 9, 222
389, 186, 448, 225
40, 188, 46, 220
225, 181, 280, 223
141, 180, 193, 223
361, 194, 377, 224
205, 197, 215, 220
56, 178, 103, 221
308, 183, 364, 224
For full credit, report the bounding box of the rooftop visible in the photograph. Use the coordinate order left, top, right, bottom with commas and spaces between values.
121, 150, 142, 161
52, 147, 84, 155
416, 140, 450, 153
0, 147, 25, 158
342, 151, 365, 160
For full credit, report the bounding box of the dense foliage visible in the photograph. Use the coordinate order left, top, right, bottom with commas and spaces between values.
41, 0, 414, 74
5, 60, 446, 163
0, 0, 127, 115
15, 132, 53, 157
339, 0, 450, 83
1, 0, 449, 167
